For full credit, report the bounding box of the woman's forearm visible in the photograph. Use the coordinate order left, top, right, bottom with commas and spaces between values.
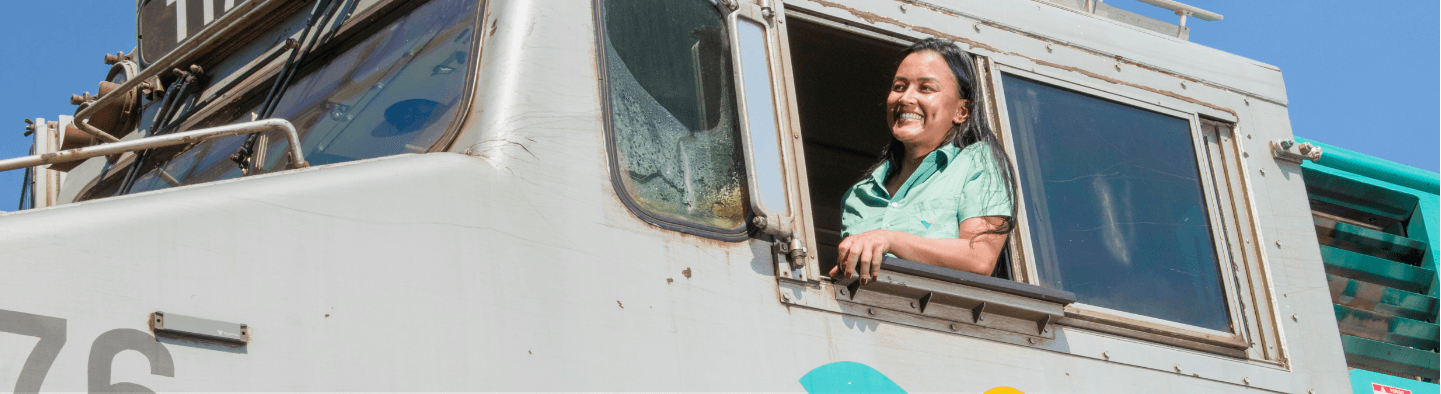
885, 216, 1009, 275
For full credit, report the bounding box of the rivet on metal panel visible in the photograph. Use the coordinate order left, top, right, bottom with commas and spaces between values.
1244, 98, 1250, 105
1259, 168, 1266, 175
793, 133, 799, 139
1274, 240, 1282, 248
1308, 390, 1314, 394
1174, 365, 1181, 372
898, 4, 906, 12
1291, 314, 1298, 321
1102, 351, 1110, 360
781, 294, 790, 303
1243, 377, 1250, 385
838, 288, 847, 296
1180, 81, 1187, 89
1028, 338, 1036, 344
909, 302, 917, 308
949, 323, 959, 331
867, 308, 876, 316
1045, 43, 1053, 52
1114, 62, 1122, 71
973, 23, 981, 32
1243, 152, 1249, 158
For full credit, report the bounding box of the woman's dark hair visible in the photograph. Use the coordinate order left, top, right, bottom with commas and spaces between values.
867, 37, 1018, 234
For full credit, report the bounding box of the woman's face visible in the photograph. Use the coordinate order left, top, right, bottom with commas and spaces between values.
887, 51, 969, 152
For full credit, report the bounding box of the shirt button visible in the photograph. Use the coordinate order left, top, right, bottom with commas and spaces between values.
890, 202, 900, 208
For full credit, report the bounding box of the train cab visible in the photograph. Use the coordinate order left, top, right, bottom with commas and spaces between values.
2, 0, 1435, 392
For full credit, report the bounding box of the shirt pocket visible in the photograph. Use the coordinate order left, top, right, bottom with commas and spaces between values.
907, 198, 961, 238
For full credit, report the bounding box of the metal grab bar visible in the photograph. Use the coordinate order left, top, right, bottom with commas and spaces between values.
0, 119, 310, 173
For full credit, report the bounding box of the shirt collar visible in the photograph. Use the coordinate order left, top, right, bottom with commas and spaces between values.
862, 142, 960, 195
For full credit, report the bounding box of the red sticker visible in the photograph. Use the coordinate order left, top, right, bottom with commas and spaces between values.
1372, 383, 1411, 394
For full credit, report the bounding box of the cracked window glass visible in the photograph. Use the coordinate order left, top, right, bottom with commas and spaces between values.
105, 0, 478, 199
602, 0, 747, 231
1003, 74, 1231, 332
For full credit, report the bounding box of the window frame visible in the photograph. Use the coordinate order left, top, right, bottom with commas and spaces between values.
778, 0, 1285, 366
592, 0, 752, 242
989, 63, 1271, 359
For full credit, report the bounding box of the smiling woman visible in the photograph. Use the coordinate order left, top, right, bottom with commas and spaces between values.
831, 38, 1018, 281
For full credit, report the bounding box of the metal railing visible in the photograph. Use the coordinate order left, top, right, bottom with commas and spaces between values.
0, 119, 309, 173
1090, 0, 1223, 26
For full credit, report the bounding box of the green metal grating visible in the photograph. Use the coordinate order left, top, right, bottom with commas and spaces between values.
1300, 137, 1438, 390
1333, 304, 1439, 352
1320, 245, 1438, 296
1328, 274, 1439, 322
1340, 335, 1439, 381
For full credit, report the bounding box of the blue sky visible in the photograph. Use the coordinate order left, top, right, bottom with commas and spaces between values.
0, 1, 1435, 209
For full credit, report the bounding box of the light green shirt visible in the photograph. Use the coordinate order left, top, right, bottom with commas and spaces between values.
841, 142, 1012, 239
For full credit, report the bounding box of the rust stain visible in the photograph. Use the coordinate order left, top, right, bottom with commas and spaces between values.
800, 0, 1239, 117
666, 278, 674, 284
617, 301, 624, 309
682, 267, 692, 279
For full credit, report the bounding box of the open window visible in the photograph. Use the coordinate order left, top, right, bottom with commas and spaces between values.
775, 12, 1073, 347
776, 9, 1280, 362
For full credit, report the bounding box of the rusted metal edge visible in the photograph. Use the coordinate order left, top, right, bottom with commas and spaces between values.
0, 119, 309, 173
795, 0, 1267, 112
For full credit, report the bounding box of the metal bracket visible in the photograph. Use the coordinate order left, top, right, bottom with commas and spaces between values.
1270, 138, 1322, 164
152, 311, 249, 344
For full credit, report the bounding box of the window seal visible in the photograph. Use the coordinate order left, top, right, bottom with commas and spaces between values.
591, 0, 750, 242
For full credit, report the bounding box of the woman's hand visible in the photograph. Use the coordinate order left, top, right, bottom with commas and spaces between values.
830, 229, 896, 284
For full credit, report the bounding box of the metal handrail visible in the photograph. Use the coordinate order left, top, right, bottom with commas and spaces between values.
0, 119, 309, 173
1132, 0, 1222, 21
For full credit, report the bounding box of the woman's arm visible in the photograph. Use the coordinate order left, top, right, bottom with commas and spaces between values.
830, 216, 1008, 283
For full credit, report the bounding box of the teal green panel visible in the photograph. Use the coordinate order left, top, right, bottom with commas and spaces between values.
1298, 137, 1440, 194
1409, 193, 1440, 312
1349, 369, 1440, 394
1334, 304, 1439, 351
1341, 335, 1439, 381
1315, 216, 1429, 265
1305, 166, 1418, 222
1322, 245, 1437, 296
799, 362, 908, 394
1328, 274, 1438, 322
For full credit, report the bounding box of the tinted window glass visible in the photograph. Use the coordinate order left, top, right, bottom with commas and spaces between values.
112, 0, 478, 197
1003, 74, 1230, 331
602, 0, 746, 231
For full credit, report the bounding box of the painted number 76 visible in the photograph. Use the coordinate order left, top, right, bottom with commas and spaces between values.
1, 309, 174, 394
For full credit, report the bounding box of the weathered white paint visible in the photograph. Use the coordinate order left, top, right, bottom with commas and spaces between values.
0, 0, 1350, 392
